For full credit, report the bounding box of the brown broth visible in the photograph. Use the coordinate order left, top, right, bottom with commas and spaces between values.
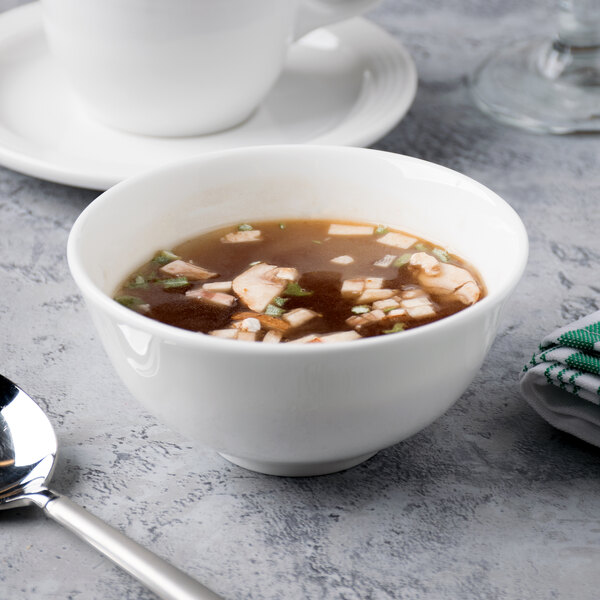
114, 220, 485, 343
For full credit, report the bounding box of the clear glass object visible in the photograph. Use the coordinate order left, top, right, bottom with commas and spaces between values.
470, 0, 600, 133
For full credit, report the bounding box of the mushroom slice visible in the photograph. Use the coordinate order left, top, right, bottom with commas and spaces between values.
376, 232, 417, 249
202, 281, 233, 292
232, 263, 297, 313
409, 254, 481, 305
283, 308, 318, 328
159, 260, 217, 280
331, 255, 354, 265
454, 281, 481, 305
221, 230, 263, 243
409, 252, 440, 276
186, 289, 236, 307
328, 224, 374, 236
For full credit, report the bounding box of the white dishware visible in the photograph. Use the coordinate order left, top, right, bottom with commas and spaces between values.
470, 0, 600, 133
40, 0, 380, 137
67, 145, 528, 477
0, 4, 416, 190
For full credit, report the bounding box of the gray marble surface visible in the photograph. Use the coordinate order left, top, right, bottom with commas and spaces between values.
2, 1, 600, 599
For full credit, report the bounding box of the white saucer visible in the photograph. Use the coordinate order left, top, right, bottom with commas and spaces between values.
0, 3, 417, 190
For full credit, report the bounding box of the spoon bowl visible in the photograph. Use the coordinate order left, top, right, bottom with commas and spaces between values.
0, 374, 221, 600
0, 374, 57, 509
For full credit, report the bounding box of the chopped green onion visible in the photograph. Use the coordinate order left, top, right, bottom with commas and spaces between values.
414, 243, 430, 252
127, 275, 148, 289
144, 271, 160, 283
383, 322, 405, 334
351, 305, 370, 314
283, 282, 314, 297
375, 225, 389, 235
278, 223, 286, 230
432, 248, 450, 262
273, 296, 288, 307
393, 253, 412, 268
265, 304, 285, 317
383, 306, 398, 313
238, 223, 253, 231
161, 276, 189, 288
248, 260, 262, 266
115, 295, 144, 309
152, 250, 180, 265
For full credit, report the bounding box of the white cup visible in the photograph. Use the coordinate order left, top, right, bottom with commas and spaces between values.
40, 0, 380, 137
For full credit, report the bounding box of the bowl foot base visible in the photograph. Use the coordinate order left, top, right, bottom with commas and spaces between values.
218, 451, 378, 477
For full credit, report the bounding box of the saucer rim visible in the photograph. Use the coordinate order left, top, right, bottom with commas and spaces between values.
0, 3, 417, 190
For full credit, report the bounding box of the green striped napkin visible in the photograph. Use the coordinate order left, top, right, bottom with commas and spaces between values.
520, 311, 600, 446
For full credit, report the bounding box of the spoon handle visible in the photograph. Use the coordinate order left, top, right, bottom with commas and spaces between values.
43, 492, 223, 600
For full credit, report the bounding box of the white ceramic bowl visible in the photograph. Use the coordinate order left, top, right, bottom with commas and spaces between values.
67, 146, 528, 476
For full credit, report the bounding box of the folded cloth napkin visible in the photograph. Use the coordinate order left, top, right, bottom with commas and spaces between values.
520, 311, 600, 446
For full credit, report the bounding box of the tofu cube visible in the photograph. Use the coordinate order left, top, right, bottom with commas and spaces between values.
220, 230, 263, 243
405, 304, 436, 319
288, 334, 321, 344
365, 277, 384, 289
376, 232, 417, 249
385, 308, 407, 318
262, 330, 283, 343
237, 331, 257, 342
283, 308, 318, 328
330, 255, 355, 265
400, 295, 436, 319
372, 298, 401, 311
356, 288, 396, 303
208, 329, 238, 339
341, 279, 365, 298
328, 224, 374, 236
319, 331, 362, 343
401, 288, 428, 299
346, 309, 386, 328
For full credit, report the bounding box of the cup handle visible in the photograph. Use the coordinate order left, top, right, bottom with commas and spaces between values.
294, 0, 381, 40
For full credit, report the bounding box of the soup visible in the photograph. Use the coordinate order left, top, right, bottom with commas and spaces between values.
113, 220, 484, 343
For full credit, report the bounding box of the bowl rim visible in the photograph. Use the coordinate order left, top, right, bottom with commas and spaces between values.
67, 145, 529, 355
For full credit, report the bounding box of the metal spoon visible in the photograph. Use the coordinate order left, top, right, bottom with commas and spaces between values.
0, 374, 222, 600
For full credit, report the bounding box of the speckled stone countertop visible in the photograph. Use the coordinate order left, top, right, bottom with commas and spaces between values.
2, 1, 600, 599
